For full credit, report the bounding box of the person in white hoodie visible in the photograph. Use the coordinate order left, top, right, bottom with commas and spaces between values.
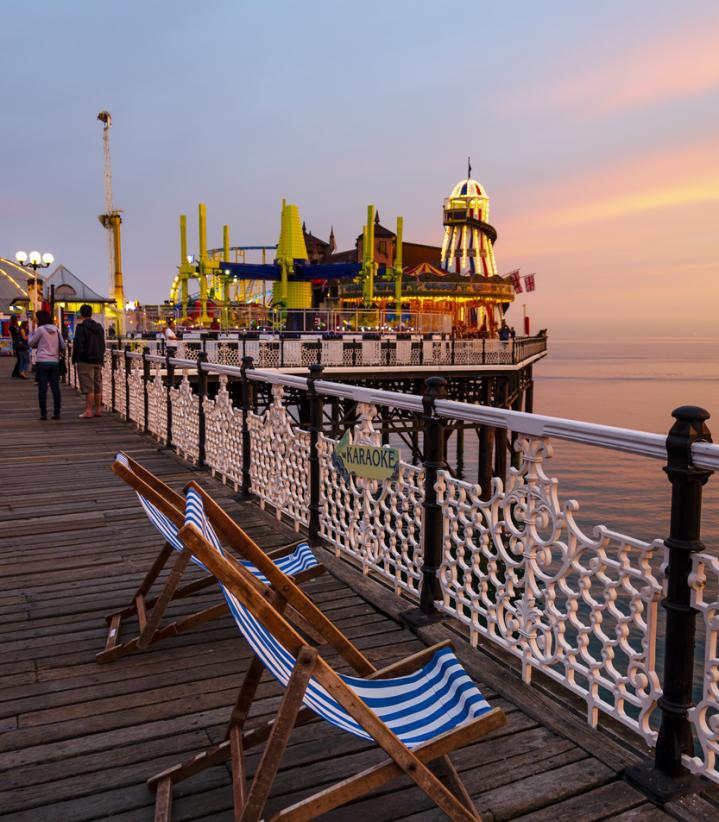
28, 310, 65, 420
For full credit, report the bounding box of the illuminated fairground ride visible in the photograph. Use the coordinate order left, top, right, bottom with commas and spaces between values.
166, 174, 518, 334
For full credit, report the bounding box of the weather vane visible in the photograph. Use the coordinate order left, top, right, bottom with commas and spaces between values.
467, 156, 472, 178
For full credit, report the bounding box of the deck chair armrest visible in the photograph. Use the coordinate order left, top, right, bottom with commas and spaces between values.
292, 565, 325, 585
368, 640, 454, 680
266, 540, 306, 560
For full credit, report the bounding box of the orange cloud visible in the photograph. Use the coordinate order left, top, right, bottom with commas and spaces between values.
505, 21, 719, 118
502, 137, 719, 238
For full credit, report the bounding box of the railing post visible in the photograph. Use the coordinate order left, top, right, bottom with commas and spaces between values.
477, 378, 494, 501
196, 351, 208, 467
111, 350, 117, 413
239, 355, 254, 498
482, 337, 486, 364
124, 345, 131, 420
403, 376, 448, 628
165, 350, 175, 447
307, 363, 324, 544
627, 406, 713, 802
142, 346, 150, 433
450, 333, 455, 366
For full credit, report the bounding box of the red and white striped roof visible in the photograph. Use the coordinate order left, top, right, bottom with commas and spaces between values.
450, 178, 487, 199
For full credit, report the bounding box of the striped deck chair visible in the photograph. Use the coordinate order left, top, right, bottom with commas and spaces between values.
148, 484, 505, 821
100, 452, 323, 663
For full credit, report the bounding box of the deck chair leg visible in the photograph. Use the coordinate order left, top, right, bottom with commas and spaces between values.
227, 654, 266, 736
231, 724, 248, 813
138, 547, 193, 649
434, 755, 477, 815
136, 543, 175, 599
154, 776, 173, 822
239, 647, 317, 822
100, 542, 174, 657
270, 709, 505, 822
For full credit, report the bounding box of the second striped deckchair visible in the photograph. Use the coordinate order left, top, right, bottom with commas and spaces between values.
99, 452, 323, 663
148, 485, 506, 821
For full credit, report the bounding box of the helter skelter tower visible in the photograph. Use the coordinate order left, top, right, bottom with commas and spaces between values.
440, 165, 499, 279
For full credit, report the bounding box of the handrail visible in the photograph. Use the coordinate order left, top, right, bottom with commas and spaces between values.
151, 357, 719, 469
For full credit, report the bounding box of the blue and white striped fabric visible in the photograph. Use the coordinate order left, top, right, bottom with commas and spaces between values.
114, 453, 319, 581
185, 487, 492, 750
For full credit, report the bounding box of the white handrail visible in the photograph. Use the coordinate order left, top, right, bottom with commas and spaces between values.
143, 357, 719, 470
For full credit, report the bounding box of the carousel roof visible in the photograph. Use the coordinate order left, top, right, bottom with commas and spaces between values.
0, 258, 30, 312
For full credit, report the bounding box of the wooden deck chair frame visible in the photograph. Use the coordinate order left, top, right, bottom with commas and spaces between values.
148, 482, 506, 822
99, 453, 323, 663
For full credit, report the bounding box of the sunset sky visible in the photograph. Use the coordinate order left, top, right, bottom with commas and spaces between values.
2, 0, 718, 338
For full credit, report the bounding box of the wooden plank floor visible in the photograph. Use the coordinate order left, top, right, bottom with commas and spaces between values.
0, 360, 685, 821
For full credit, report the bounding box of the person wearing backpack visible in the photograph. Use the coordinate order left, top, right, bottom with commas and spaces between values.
28, 310, 65, 420
72, 304, 106, 419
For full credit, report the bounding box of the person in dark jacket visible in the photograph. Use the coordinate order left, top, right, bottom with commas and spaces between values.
72, 304, 106, 419
9, 315, 21, 378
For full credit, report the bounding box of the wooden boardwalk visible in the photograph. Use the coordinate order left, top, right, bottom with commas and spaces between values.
0, 360, 711, 821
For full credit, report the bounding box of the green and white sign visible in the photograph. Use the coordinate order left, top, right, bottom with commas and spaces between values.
332, 431, 400, 481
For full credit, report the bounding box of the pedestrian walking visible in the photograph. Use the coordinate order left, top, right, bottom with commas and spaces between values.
9, 315, 22, 378
29, 310, 65, 420
72, 304, 106, 419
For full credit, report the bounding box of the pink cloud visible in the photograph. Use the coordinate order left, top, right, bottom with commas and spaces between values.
504, 22, 719, 118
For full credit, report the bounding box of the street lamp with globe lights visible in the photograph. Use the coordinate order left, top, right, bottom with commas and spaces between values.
15, 250, 54, 271
15, 251, 54, 324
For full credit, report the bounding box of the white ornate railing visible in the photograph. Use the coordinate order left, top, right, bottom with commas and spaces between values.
146, 362, 167, 442
247, 384, 310, 529
205, 375, 243, 488
687, 553, 719, 782
169, 370, 199, 463
436, 435, 664, 742
101, 350, 113, 409
111, 333, 547, 370
127, 357, 144, 429
66, 351, 719, 787
318, 403, 425, 596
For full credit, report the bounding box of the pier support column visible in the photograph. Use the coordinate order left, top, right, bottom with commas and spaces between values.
524, 365, 534, 414
455, 423, 465, 480
626, 406, 713, 803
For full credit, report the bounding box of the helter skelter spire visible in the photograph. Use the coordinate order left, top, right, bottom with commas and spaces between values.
440, 171, 498, 279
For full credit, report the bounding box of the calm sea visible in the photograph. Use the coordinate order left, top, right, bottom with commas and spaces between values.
452, 337, 719, 553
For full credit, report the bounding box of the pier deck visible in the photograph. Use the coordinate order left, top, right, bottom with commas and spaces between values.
0, 362, 705, 821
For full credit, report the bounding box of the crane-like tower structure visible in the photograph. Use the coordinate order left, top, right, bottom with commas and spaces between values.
97, 111, 125, 327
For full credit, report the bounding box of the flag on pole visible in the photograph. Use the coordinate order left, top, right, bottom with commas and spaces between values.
507, 269, 523, 293
523, 274, 536, 292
